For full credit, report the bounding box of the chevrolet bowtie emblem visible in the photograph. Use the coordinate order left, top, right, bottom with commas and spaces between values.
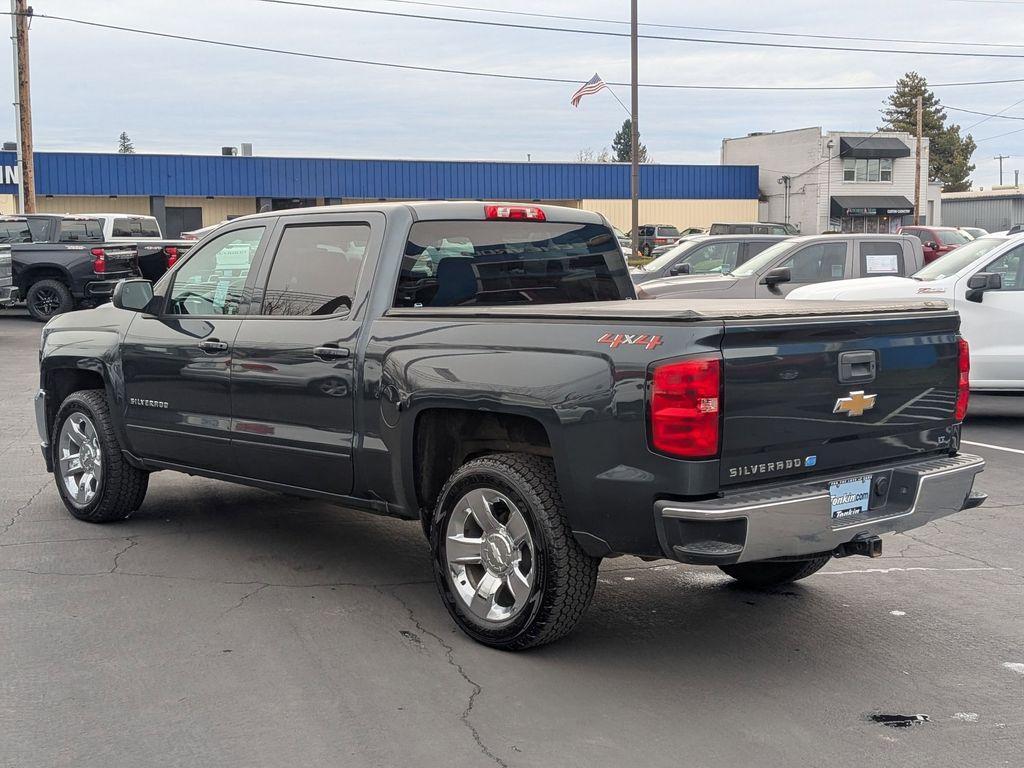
833, 390, 877, 417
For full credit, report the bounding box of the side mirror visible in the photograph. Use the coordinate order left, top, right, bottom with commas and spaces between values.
112, 278, 155, 313
761, 267, 792, 288
965, 272, 1001, 303
670, 262, 692, 276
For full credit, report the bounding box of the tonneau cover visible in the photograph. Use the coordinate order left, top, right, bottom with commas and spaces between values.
386, 298, 951, 322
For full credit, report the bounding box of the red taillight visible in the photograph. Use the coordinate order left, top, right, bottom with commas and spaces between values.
654, 238, 668, 244
164, 246, 179, 268
956, 338, 970, 421
91, 247, 106, 273
484, 204, 546, 221
650, 357, 721, 458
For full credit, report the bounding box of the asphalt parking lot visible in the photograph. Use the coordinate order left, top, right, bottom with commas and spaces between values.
1, 306, 1021, 768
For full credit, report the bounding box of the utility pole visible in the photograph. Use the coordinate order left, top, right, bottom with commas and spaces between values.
629, 0, 639, 257
11, 0, 35, 213
994, 154, 1010, 186
913, 95, 922, 226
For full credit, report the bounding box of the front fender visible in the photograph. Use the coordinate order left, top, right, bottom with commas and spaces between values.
39, 304, 133, 453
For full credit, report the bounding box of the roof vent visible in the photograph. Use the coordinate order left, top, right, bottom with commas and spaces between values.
221, 146, 237, 156
240, 143, 253, 157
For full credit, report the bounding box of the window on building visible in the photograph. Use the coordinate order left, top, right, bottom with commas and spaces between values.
843, 157, 895, 183
166, 227, 265, 315
259, 223, 371, 316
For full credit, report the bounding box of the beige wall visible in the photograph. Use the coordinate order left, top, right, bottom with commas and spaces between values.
36, 195, 151, 215
166, 196, 257, 226
581, 199, 759, 232
0, 194, 17, 214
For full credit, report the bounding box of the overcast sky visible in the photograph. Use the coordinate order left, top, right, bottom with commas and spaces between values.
4, 0, 1024, 187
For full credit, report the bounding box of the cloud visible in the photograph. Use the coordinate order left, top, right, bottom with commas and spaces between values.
5, 0, 1023, 187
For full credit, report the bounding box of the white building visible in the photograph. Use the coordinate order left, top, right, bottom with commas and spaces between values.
721, 126, 942, 234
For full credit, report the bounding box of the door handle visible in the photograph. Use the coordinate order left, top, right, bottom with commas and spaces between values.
198, 339, 229, 353
314, 346, 351, 361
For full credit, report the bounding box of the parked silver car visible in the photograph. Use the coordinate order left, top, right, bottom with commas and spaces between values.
635, 234, 925, 299
631, 234, 789, 284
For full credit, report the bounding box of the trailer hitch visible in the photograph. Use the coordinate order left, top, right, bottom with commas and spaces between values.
833, 534, 883, 559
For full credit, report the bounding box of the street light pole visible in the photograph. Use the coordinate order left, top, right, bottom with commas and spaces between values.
994, 154, 1010, 186
629, 0, 639, 257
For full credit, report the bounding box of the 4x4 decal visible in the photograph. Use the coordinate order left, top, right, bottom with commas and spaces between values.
597, 332, 663, 351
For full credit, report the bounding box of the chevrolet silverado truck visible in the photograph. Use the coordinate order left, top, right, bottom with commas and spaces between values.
0, 214, 140, 321
34, 202, 986, 649
83, 213, 193, 282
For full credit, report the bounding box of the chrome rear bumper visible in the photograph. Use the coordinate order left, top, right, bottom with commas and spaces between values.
656, 453, 985, 565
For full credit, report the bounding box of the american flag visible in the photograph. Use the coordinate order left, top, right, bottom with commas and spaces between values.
570, 73, 607, 108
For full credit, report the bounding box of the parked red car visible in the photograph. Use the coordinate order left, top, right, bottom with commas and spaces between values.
897, 226, 970, 263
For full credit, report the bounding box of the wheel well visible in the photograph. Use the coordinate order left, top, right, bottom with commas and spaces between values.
414, 408, 552, 521
44, 368, 105, 437
18, 266, 70, 292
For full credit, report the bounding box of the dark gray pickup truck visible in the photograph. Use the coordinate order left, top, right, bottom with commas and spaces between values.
0, 214, 139, 321
35, 202, 985, 649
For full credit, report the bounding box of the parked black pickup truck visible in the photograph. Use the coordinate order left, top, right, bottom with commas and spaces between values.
35, 202, 985, 649
0, 214, 139, 321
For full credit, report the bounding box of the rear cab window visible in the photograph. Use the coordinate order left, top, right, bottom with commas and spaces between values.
112, 217, 162, 238
58, 219, 104, 243
394, 219, 632, 308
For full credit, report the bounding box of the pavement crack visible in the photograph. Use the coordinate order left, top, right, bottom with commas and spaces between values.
110, 536, 139, 573
384, 586, 509, 768
220, 583, 269, 617
1, 480, 49, 538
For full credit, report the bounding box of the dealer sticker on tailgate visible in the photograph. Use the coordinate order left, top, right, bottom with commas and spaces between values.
829, 475, 871, 520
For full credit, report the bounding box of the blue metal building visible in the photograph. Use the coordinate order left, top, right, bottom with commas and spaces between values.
0, 151, 760, 237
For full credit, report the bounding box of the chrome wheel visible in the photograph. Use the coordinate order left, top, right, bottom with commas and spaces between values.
445, 487, 536, 626
58, 412, 103, 507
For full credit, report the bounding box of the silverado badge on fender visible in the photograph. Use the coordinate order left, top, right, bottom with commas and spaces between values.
833, 390, 877, 417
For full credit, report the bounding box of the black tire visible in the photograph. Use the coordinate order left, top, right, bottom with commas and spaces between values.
718, 555, 831, 588
51, 389, 149, 522
26, 279, 74, 322
430, 453, 600, 650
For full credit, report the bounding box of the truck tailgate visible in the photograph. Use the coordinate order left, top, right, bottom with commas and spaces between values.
719, 310, 961, 486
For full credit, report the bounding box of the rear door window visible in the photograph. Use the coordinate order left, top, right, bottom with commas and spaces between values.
658, 226, 680, 239
859, 241, 905, 276
112, 217, 162, 238
258, 223, 370, 316
394, 220, 632, 307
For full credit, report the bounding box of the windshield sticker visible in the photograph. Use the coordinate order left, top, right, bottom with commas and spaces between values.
598, 332, 663, 351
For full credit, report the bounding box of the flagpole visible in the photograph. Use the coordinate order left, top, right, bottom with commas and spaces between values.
630, 0, 640, 258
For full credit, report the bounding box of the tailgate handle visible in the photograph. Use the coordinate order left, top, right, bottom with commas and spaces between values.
838, 350, 877, 384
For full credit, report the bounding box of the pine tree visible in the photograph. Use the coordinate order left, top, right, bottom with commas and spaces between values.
611, 119, 650, 163
117, 131, 135, 154
879, 72, 975, 191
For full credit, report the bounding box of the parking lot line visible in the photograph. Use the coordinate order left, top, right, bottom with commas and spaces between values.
962, 440, 1024, 456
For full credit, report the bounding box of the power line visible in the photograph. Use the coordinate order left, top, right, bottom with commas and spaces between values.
21, 13, 1024, 93
295, 0, 1024, 50
946, 101, 1024, 128
247, 0, 1024, 59
976, 126, 1024, 144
